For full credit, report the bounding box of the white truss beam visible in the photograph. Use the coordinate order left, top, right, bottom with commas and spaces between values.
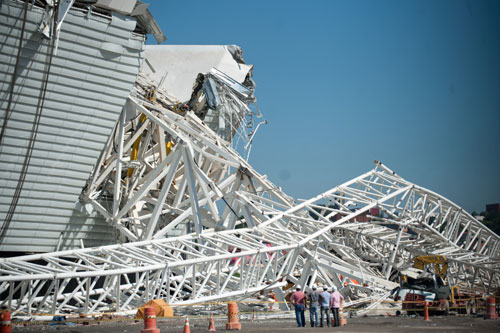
1, 73, 498, 316
1, 158, 498, 315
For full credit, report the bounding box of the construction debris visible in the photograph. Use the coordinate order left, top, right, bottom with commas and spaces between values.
0, 0, 499, 321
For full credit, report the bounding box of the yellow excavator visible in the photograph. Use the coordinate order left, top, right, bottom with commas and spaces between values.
412, 255, 463, 304
397, 255, 456, 314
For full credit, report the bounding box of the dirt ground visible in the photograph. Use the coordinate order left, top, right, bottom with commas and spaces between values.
11, 313, 500, 333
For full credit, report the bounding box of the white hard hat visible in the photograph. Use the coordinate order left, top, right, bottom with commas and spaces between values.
312, 284, 317, 289
332, 285, 337, 291
323, 286, 328, 290
296, 284, 301, 290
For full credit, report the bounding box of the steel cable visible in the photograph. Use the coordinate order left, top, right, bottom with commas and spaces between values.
0, 2, 59, 244
0, 0, 29, 148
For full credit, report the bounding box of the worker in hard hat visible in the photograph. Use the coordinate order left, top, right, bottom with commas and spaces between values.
330, 285, 344, 327
290, 284, 306, 327
319, 286, 332, 327
306, 284, 320, 327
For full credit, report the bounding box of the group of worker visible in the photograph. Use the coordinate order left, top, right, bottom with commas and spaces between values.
290, 284, 344, 327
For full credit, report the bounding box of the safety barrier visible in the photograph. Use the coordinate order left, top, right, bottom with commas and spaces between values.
226, 301, 241, 330
0, 309, 11, 333
141, 307, 160, 333
484, 297, 498, 320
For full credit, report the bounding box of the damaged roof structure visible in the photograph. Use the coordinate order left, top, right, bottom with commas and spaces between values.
140, 44, 261, 155
0, 0, 499, 318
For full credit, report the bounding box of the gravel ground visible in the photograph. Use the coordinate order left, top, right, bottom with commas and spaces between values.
11, 313, 500, 333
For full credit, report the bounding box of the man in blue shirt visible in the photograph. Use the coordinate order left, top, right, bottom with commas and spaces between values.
319, 286, 331, 327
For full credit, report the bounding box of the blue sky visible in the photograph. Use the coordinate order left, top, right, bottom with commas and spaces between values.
147, 0, 500, 213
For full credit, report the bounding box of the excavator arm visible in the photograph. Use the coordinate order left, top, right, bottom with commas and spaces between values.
413, 255, 448, 280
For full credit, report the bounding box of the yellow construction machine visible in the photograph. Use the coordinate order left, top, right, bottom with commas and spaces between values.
413, 255, 448, 279
396, 255, 454, 314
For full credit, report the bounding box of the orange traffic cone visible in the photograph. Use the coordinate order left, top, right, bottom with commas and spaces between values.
183, 317, 191, 333
339, 303, 347, 326
208, 313, 216, 331
424, 302, 430, 322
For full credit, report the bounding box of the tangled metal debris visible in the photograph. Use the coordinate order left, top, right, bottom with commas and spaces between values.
1, 54, 499, 315
0, 2, 499, 318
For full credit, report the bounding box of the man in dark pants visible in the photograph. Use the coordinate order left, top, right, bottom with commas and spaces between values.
319, 286, 331, 327
290, 285, 306, 327
307, 284, 320, 327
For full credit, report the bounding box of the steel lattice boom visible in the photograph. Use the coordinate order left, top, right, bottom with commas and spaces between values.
1, 58, 499, 317
1, 118, 499, 314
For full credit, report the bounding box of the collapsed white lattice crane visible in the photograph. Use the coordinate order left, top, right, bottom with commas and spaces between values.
1, 84, 499, 316
1, 48, 499, 317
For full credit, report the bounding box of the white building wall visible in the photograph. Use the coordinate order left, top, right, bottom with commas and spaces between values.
0, 1, 144, 252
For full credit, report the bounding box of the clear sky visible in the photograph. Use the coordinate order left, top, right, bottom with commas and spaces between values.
146, 0, 500, 213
